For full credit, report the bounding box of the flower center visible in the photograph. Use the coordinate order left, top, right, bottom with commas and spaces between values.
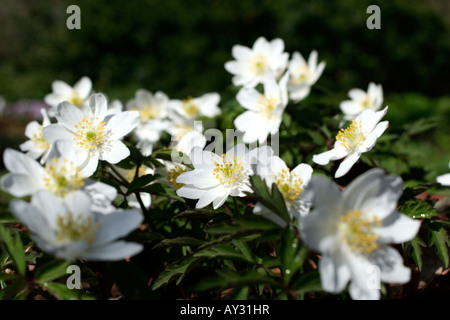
338, 210, 381, 255
74, 117, 106, 150
132, 105, 159, 121
335, 120, 363, 151
291, 64, 310, 84
213, 154, 247, 186
182, 97, 199, 118
167, 165, 188, 190
32, 126, 50, 150
249, 54, 268, 75
257, 95, 279, 118
360, 96, 372, 109
42, 157, 85, 197
56, 211, 98, 243
67, 91, 84, 108
275, 168, 304, 203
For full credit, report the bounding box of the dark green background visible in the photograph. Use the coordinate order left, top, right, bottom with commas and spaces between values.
0, 0, 449, 101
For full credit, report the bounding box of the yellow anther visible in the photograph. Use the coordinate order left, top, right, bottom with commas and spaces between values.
339, 210, 381, 255
167, 165, 188, 190
291, 64, 310, 85
74, 117, 105, 150
181, 97, 199, 118
67, 91, 84, 108
31, 126, 49, 149
56, 212, 98, 243
213, 155, 244, 185
275, 168, 304, 202
336, 120, 363, 150
257, 95, 279, 118
248, 54, 268, 75
42, 157, 85, 197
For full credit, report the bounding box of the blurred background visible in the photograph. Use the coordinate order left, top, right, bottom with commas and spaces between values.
0, 0, 449, 174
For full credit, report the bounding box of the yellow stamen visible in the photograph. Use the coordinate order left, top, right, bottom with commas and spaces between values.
339, 210, 381, 255
31, 126, 49, 150
42, 157, 85, 197
248, 54, 268, 75
131, 104, 159, 122
336, 120, 363, 150
274, 168, 304, 202
67, 91, 84, 108
74, 117, 106, 150
360, 96, 372, 109
257, 95, 279, 118
213, 154, 244, 185
167, 165, 188, 190
182, 97, 199, 118
291, 64, 310, 85
56, 212, 98, 243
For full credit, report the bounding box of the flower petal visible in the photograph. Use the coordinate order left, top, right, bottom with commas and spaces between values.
93, 210, 143, 246
84, 240, 143, 261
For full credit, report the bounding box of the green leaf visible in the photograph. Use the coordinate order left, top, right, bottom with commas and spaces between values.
279, 226, 308, 284
232, 240, 255, 263
292, 271, 322, 293
35, 260, 71, 284
428, 221, 450, 268
191, 269, 281, 292
127, 173, 160, 193
406, 236, 426, 271
152, 255, 203, 290
141, 183, 186, 203
44, 283, 94, 300
152, 236, 205, 249
398, 198, 439, 219
0, 225, 26, 276
193, 245, 253, 263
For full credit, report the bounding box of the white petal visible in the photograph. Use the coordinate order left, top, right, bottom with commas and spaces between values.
42, 124, 74, 144
340, 101, 361, 117
84, 241, 143, 261
437, 173, 450, 186
371, 246, 412, 284
335, 152, 360, 178
3, 148, 44, 181
93, 210, 143, 246
236, 88, 261, 111
348, 88, 366, 101
376, 211, 420, 244
312, 147, 347, 165
344, 169, 403, 220
9, 200, 52, 241
176, 169, 218, 188
73, 77, 92, 99
105, 111, 140, 140
176, 185, 206, 200
52, 80, 72, 96
232, 45, 252, 60
1, 174, 41, 197
319, 252, 352, 294
89, 93, 108, 120
55, 101, 85, 130
292, 163, 313, 186
347, 252, 380, 300
100, 140, 130, 164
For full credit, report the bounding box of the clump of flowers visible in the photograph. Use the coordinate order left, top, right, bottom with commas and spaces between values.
0, 36, 447, 301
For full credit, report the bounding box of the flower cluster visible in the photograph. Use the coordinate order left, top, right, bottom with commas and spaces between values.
2, 36, 448, 301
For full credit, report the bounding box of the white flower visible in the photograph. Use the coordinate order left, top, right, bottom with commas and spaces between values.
126, 89, 172, 156
287, 50, 326, 102
340, 83, 383, 121
44, 77, 92, 117
312, 107, 389, 178
9, 190, 143, 261
234, 71, 289, 144
300, 169, 421, 300
43, 93, 140, 176
19, 108, 52, 163
169, 93, 221, 120
225, 37, 289, 88
166, 113, 203, 143
1, 141, 117, 213
155, 161, 193, 191
173, 130, 207, 155
437, 161, 450, 186
176, 144, 253, 209
254, 155, 313, 227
